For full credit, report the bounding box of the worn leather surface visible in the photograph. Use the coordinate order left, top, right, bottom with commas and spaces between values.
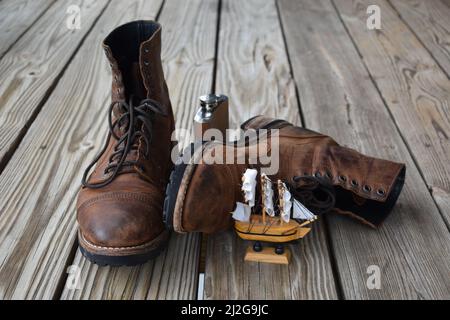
178, 116, 405, 233
178, 140, 268, 233
77, 21, 174, 250
178, 141, 265, 233
243, 116, 406, 228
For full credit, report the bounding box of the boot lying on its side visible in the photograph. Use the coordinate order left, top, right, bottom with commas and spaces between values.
164, 116, 405, 234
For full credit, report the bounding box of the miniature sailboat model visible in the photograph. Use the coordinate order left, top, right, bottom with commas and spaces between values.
232, 169, 318, 264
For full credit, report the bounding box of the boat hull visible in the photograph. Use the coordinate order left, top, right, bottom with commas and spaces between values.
234, 215, 312, 243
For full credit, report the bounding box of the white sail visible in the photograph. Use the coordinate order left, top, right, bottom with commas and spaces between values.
231, 202, 251, 222
293, 199, 317, 221
242, 169, 257, 207
281, 183, 292, 223
261, 174, 275, 216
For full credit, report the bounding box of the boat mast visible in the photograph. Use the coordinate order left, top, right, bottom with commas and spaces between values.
277, 179, 284, 225
261, 174, 266, 224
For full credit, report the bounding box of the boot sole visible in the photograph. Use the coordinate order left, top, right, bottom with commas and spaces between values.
163, 142, 207, 233
163, 160, 187, 232
78, 229, 170, 266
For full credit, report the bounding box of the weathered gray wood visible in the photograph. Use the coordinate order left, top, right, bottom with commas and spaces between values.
279, 0, 450, 299
62, 233, 200, 299
390, 0, 450, 77
0, 0, 108, 170
0, 0, 168, 300
0, 0, 55, 57
205, 0, 338, 300
214, 0, 300, 128
334, 0, 450, 228
161, 0, 220, 149
205, 228, 337, 299
62, 0, 220, 299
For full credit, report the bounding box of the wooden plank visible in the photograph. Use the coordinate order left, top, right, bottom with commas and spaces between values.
206, 228, 337, 299
0, 0, 55, 57
0, 0, 167, 300
62, 234, 199, 299
334, 0, 450, 227
162, 0, 220, 148
0, 0, 108, 171
205, 0, 338, 300
61, 0, 220, 299
390, 0, 450, 77
278, 0, 450, 299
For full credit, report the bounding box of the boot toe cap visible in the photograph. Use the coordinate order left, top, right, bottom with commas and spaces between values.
77, 192, 164, 248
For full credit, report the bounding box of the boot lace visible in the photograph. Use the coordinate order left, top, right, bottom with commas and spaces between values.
290, 176, 336, 214
82, 97, 165, 189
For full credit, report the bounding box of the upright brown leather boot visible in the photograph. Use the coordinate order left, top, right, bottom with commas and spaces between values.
77, 21, 174, 265
164, 116, 405, 234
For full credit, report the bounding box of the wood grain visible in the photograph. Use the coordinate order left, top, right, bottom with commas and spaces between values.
62, 233, 200, 299
244, 246, 291, 265
160, 0, 219, 149
0, 0, 108, 170
390, 0, 450, 77
0, 0, 167, 300
278, 0, 450, 299
1, 0, 449, 300
205, 0, 338, 300
205, 228, 337, 299
0, 0, 55, 57
214, 0, 300, 128
62, 0, 220, 299
334, 0, 450, 227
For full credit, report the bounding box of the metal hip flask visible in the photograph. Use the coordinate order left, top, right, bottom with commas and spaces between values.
193, 94, 229, 141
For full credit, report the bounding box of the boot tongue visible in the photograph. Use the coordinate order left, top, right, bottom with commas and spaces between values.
110, 63, 147, 160
128, 62, 147, 101
111, 62, 146, 118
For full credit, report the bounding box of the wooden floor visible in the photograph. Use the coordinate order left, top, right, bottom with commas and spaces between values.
0, 0, 449, 300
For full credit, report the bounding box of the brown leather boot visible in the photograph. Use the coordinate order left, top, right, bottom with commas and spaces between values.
164, 116, 405, 234
77, 21, 174, 265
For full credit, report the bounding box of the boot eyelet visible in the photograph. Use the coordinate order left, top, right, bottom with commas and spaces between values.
377, 188, 385, 196
143, 60, 149, 66
144, 48, 149, 53
324, 171, 332, 179
351, 180, 358, 187
363, 185, 372, 193
314, 171, 321, 178
338, 175, 347, 182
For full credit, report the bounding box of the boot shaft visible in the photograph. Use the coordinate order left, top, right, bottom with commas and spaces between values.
103, 20, 173, 119
243, 116, 406, 228
81, 21, 175, 189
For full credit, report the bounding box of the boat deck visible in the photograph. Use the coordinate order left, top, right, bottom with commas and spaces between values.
0, 0, 449, 299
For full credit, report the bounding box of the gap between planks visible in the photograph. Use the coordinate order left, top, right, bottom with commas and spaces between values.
0, 0, 56, 58
204, 0, 338, 300
0, 0, 111, 174
278, 0, 450, 299
61, 0, 218, 299
332, 0, 450, 228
